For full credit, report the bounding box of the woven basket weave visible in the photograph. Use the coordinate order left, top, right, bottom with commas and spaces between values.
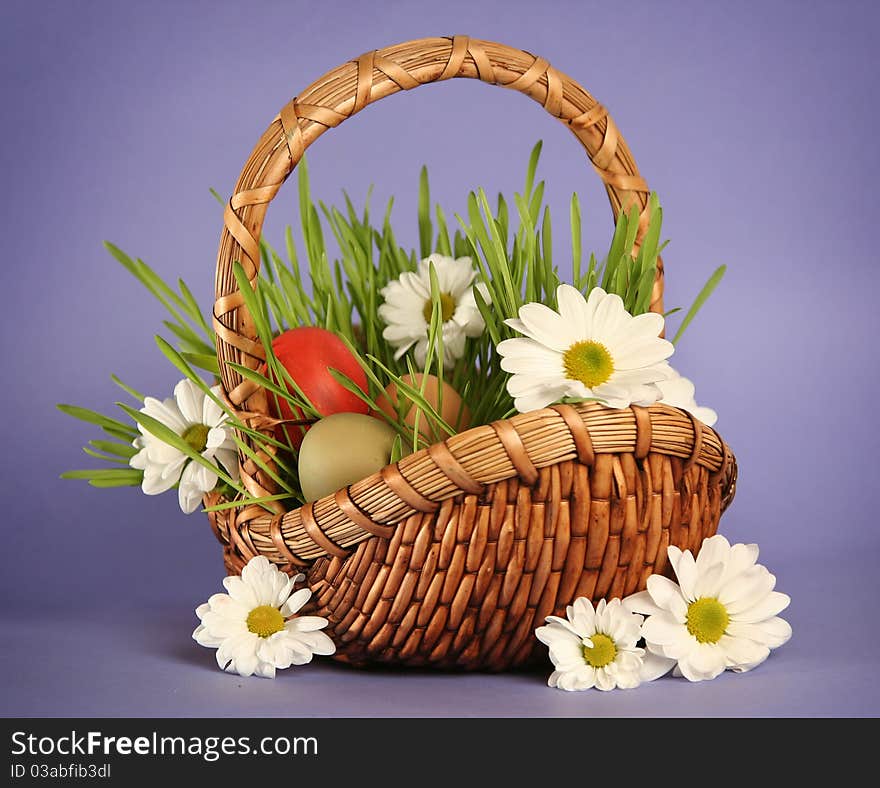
207, 36, 738, 671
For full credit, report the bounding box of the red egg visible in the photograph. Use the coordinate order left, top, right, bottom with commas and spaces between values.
268, 327, 368, 447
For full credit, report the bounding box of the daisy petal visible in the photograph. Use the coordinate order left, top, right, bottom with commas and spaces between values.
645, 575, 689, 621
222, 575, 260, 609
640, 651, 676, 682
178, 463, 206, 514
298, 630, 336, 656
692, 560, 725, 600
570, 597, 597, 636
718, 543, 760, 586
690, 642, 727, 677
641, 612, 690, 646
513, 388, 564, 414
695, 534, 731, 572
253, 661, 276, 679
718, 635, 771, 671
623, 589, 665, 617
289, 615, 330, 633
192, 625, 223, 648
555, 284, 591, 338
718, 565, 774, 609
594, 668, 617, 691
281, 587, 312, 617
140, 467, 179, 495
726, 617, 792, 649
515, 302, 572, 350
668, 547, 698, 600
731, 591, 791, 624
678, 643, 726, 682
174, 379, 203, 424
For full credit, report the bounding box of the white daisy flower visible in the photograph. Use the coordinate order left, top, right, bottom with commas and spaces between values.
378, 254, 489, 367
535, 597, 669, 691
497, 285, 674, 413
192, 556, 335, 678
625, 535, 792, 682
129, 379, 239, 514
656, 366, 718, 427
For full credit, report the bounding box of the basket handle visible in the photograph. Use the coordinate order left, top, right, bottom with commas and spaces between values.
215, 35, 663, 418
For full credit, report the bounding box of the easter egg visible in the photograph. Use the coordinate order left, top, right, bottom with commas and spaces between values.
268, 327, 368, 446
376, 374, 470, 440
298, 413, 398, 502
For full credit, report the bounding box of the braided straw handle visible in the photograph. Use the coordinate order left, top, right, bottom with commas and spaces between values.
214, 35, 663, 499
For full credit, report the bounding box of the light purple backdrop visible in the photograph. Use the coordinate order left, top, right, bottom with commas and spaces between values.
2, 0, 878, 716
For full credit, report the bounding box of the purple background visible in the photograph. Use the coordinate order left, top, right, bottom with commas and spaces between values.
2, 0, 878, 716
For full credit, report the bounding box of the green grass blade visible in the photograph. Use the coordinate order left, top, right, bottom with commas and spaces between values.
180, 352, 220, 376
435, 204, 452, 256
389, 435, 405, 464
570, 193, 583, 288
57, 404, 137, 435
88, 476, 144, 488
524, 140, 543, 199
82, 447, 130, 464
418, 165, 433, 258
89, 439, 137, 458
162, 320, 214, 355
177, 278, 213, 339
202, 493, 296, 513
110, 375, 145, 402
102, 425, 138, 442
104, 242, 197, 331
61, 468, 143, 483
671, 264, 726, 344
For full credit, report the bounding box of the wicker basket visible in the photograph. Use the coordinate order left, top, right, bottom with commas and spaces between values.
207, 36, 738, 671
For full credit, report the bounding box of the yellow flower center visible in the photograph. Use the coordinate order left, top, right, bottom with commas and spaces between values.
182, 423, 210, 453
686, 598, 729, 643
246, 605, 286, 638
582, 633, 618, 668
562, 340, 615, 389
423, 292, 456, 323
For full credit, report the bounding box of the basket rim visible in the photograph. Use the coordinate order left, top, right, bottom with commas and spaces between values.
211, 401, 735, 567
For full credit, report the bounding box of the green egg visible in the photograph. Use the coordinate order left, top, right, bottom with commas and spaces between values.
298, 413, 398, 502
